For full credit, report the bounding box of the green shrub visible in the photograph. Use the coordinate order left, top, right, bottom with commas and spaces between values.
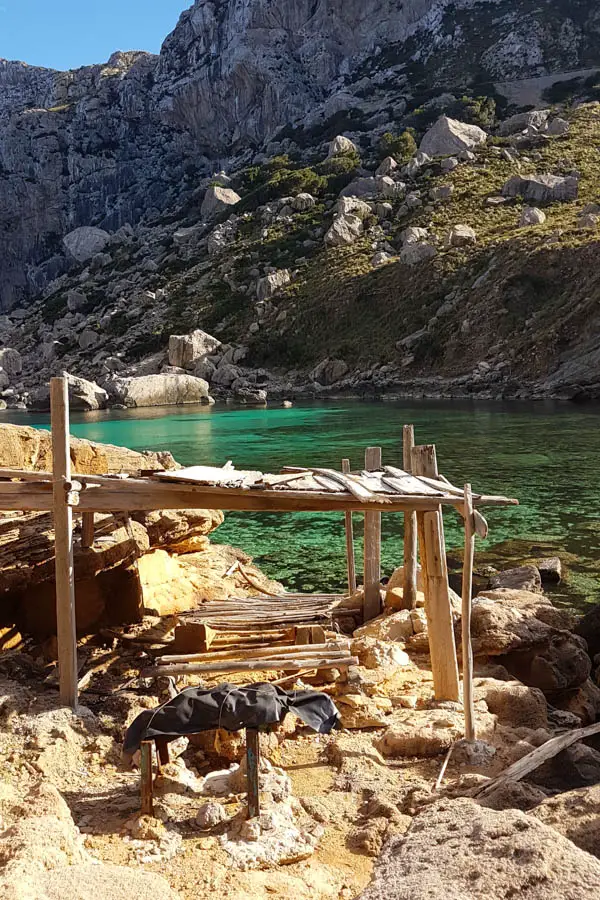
380, 129, 417, 163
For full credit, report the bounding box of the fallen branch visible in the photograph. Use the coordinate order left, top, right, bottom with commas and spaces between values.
474, 721, 600, 798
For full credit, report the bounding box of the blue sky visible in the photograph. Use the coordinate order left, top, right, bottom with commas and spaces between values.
0, 1, 192, 70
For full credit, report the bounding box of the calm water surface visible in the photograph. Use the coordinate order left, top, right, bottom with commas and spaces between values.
5, 400, 600, 609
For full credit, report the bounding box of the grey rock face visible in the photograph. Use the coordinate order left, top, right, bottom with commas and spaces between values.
201, 185, 241, 220
502, 174, 579, 204
256, 269, 291, 301
0, 348, 22, 377
325, 213, 364, 246
311, 358, 349, 385
419, 116, 487, 156
168, 330, 221, 369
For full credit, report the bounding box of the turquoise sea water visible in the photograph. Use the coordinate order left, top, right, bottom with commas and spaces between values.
4, 400, 600, 608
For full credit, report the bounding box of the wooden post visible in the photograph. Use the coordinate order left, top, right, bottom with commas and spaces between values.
140, 740, 154, 816
50, 376, 78, 710
411, 444, 460, 702
342, 459, 357, 594
462, 483, 476, 741
81, 512, 95, 549
155, 739, 170, 770
363, 446, 382, 622
246, 728, 260, 819
402, 426, 418, 610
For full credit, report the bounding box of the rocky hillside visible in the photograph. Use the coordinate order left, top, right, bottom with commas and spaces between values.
3, 0, 600, 404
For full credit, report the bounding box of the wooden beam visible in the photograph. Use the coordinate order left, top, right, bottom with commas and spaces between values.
462, 483, 476, 741
81, 512, 95, 549
155, 641, 351, 665
246, 729, 260, 819
402, 426, 418, 610
143, 655, 359, 677
363, 447, 382, 622
140, 740, 154, 817
50, 376, 78, 710
341, 459, 357, 594
411, 444, 460, 702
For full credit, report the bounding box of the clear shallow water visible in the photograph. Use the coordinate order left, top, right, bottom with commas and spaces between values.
5, 400, 600, 609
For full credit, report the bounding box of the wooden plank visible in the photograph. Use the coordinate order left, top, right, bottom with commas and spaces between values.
402, 426, 418, 610
156, 641, 351, 665
140, 741, 154, 817
411, 444, 460, 702
144, 656, 359, 677
246, 729, 260, 819
81, 512, 95, 549
50, 376, 78, 710
383, 465, 444, 496
342, 459, 357, 594
363, 447, 382, 623
462, 483, 476, 742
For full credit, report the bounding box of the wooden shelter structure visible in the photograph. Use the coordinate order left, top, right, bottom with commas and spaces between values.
0, 377, 518, 741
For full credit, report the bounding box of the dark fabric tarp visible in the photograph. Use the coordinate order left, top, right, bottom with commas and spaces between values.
123, 682, 340, 753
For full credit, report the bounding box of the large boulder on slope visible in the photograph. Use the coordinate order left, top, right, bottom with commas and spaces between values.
62, 226, 110, 263
419, 116, 487, 157
502, 173, 579, 204
201, 185, 241, 219
28, 373, 108, 412
168, 329, 221, 369
110, 373, 212, 408
0, 348, 22, 378
358, 798, 600, 900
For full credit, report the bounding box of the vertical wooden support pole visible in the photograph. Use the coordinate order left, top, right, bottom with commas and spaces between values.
140, 740, 154, 816
462, 484, 476, 741
155, 739, 170, 770
246, 728, 260, 819
402, 426, 418, 610
50, 376, 78, 710
342, 459, 357, 594
411, 444, 460, 702
363, 446, 382, 622
81, 512, 95, 549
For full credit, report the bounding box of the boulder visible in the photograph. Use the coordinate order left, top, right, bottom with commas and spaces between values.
489, 564, 542, 593
110, 374, 212, 408
520, 206, 546, 226
430, 184, 454, 201
400, 226, 428, 245
377, 176, 406, 199
335, 197, 372, 219
29, 374, 108, 412
372, 252, 391, 267
498, 109, 551, 136
537, 557, 562, 584
337, 693, 393, 729
446, 224, 476, 247
376, 157, 397, 177
358, 798, 600, 900
546, 117, 570, 136
474, 677, 548, 729
168, 329, 221, 369
339, 177, 378, 198
0, 348, 22, 378
292, 192, 316, 211
327, 135, 358, 158
201, 185, 241, 219
310, 358, 349, 385
66, 290, 87, 312
440, 157, 459, 172
325, 213, 364, 246
375, 707, 494, 758
419, 116, 487, 157
256, 269, 291, 301
62, 226, 110, 263
399, 243, 436, 265
78, 328, 99, 350
530, 742, 600, 792
501, 174, 579, 204
575, 603, 600, 658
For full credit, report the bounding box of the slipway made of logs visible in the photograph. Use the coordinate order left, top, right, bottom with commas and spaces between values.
0, 376, 518, 745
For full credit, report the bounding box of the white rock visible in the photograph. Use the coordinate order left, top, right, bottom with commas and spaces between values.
196, 802, 228, 829
377, 176, 406, 199
441, 157, 459, 172
335, 197, 372, 219
63, 226, 110, 263
168, 330, 221, 369
256, 269, 291, 301
546, 117, 570, 136
401, 226, 429, 245
325, 213, 364, 246
579, 213, 599, 229
201, 185, 241, 219
327, 135, 358, 158
520, 207, 546, 227
111, 374, 212, 408
292, 192, 316, 211
400, 243, 437, 265
376, 156, 398, 177
446, 224, 477, 247
420, 116, 487, 157
372, 251, 391, 267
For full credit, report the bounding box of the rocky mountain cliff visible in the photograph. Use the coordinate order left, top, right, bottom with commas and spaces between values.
2, 0, 600, 402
